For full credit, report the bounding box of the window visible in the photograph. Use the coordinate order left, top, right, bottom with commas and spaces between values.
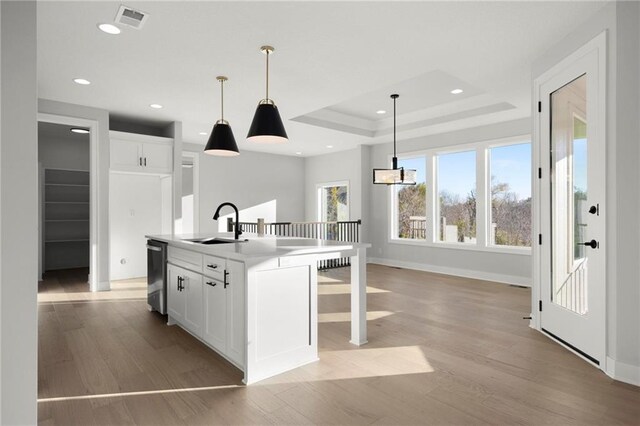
395, 157, 426, 239
489, 143, 532, 247
437, 150, 476, 243
318, 183, 349, 222
389, 137, 532, 253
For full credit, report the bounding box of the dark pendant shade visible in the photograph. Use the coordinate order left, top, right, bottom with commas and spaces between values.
246, 103, 288, 144
204, 122, 239, 156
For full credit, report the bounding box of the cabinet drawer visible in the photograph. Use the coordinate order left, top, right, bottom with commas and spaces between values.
168, 246, 203, 272
203, 254, 226, 279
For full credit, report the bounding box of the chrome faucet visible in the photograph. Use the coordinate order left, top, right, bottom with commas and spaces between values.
213, 202, 242, 240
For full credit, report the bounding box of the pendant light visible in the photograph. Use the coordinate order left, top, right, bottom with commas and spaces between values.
373, 94, 417, 185
204, 76, 240, 156
247, 45, 288, 144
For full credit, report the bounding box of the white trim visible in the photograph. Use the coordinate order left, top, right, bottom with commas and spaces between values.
605, 357, 640, 387
387, 237, 532, 255
367, 257, 531, 287
38, 112, 104, 292
181, 151, 200, 234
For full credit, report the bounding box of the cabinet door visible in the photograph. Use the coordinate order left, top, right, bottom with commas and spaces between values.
111, 139, 142, 172
202, 278, 226, 352
167, 264, 185, 323
183, 269, 203, 337
141, 142, 173, 174
225, 260, 245, 367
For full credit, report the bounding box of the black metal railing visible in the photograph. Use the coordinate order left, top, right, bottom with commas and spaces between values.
229, 219, 362, 270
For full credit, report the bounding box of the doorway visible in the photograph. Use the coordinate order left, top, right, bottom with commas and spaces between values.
38, 121, 92, 291
535, 33, 606, 366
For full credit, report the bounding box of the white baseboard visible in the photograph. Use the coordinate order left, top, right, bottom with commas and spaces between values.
367, 257, 531, 287
91, 280, 111, 292
606, 357, 640, 386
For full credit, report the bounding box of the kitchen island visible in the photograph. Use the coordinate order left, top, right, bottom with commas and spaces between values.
145, 233, 370, 384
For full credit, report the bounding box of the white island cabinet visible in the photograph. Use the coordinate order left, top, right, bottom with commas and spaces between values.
147, 233, 370, 384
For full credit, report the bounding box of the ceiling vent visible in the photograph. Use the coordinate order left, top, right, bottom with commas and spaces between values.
115, 5, 149, 29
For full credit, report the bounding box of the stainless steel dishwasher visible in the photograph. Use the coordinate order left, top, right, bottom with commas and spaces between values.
146, 239, 167, 314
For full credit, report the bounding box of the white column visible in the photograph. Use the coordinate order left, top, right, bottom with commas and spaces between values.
350, 247, 368, 345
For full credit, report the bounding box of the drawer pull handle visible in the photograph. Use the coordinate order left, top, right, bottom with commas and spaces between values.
206, 281, 217, 287
207, 264, 218, 269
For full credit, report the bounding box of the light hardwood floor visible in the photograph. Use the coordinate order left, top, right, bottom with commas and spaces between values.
38, 265, 640, 425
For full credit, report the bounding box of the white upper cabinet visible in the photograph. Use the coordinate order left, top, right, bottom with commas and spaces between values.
109, 130, 173, 174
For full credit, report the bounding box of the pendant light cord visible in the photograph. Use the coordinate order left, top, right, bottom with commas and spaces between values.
393, 95, 397, 157
265, 49, 270, 101
220, 78, 224, 121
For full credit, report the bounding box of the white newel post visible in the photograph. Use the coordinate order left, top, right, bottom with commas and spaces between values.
350, 247, 368, 345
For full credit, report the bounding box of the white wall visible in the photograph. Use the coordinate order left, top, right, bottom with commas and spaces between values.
0, 1, 37, 423
109, 173, 168, 280
185, 148, 305, 233
38, 99, 111, 290
532, 1, 640, 384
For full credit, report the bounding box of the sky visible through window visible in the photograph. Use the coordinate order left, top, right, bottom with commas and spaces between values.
490, 143, 532, 199
396, 143, 533, 200
438, 150, 476, 197
398, 157, 425, 183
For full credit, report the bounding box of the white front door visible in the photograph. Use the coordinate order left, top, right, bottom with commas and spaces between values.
538, 35, 606, 365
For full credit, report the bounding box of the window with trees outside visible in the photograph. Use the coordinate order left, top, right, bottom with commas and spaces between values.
395, 157, 426, 239
390, 138, 532, 253
489, 143, 532, 247
318, 183, 349, 222
437, 150, 477, 244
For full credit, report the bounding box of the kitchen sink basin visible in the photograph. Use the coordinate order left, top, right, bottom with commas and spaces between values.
183, 237, 247, 245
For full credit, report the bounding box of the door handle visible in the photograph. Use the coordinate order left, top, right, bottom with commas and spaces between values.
581, 240, 599, 249
139, 157, 143, 166
144, 157, 147, 166
177, 276, 183, 291
146, 245, 162, 252
224, 270, 229, 289
588, 204, 599, 215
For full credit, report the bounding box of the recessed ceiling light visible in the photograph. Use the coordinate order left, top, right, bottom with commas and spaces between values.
326, 145, 333, 149
70, 128, 89, 134
149, 104, 163, 109
98, 23, 121, 35
73, 78, 91, 85
376, 110, 386, 115
199, 132, 208, 135
295, 151, 302, 155
450, 88, 464, 94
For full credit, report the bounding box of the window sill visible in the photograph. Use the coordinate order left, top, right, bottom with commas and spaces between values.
387, 238, 532, 256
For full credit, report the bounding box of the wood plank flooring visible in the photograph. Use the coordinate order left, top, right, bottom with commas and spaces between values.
38, 265, 640, 425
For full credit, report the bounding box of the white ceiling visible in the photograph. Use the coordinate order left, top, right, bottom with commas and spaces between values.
37, 1, 607, 157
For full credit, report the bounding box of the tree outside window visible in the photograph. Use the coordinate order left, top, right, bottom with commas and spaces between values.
395, 157, 426, 239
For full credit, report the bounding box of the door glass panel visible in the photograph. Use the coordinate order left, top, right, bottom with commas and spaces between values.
550, 74, 588, 315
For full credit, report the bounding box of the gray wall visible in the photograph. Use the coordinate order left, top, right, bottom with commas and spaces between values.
0, 1, 37, 423
369, 118, 532, 284
532, 1, 639, 382
38, 129, 90, 171
186, 149, 306, 233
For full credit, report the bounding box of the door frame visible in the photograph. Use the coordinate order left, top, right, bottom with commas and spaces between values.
38, 113, 103, 292
532, 32, 607, 369
180, 151, 200, 234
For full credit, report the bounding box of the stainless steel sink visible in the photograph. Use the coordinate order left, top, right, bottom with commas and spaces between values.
182, 237, 247, 245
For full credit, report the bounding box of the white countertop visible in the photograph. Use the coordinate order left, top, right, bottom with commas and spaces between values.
146, 232, 370, 261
